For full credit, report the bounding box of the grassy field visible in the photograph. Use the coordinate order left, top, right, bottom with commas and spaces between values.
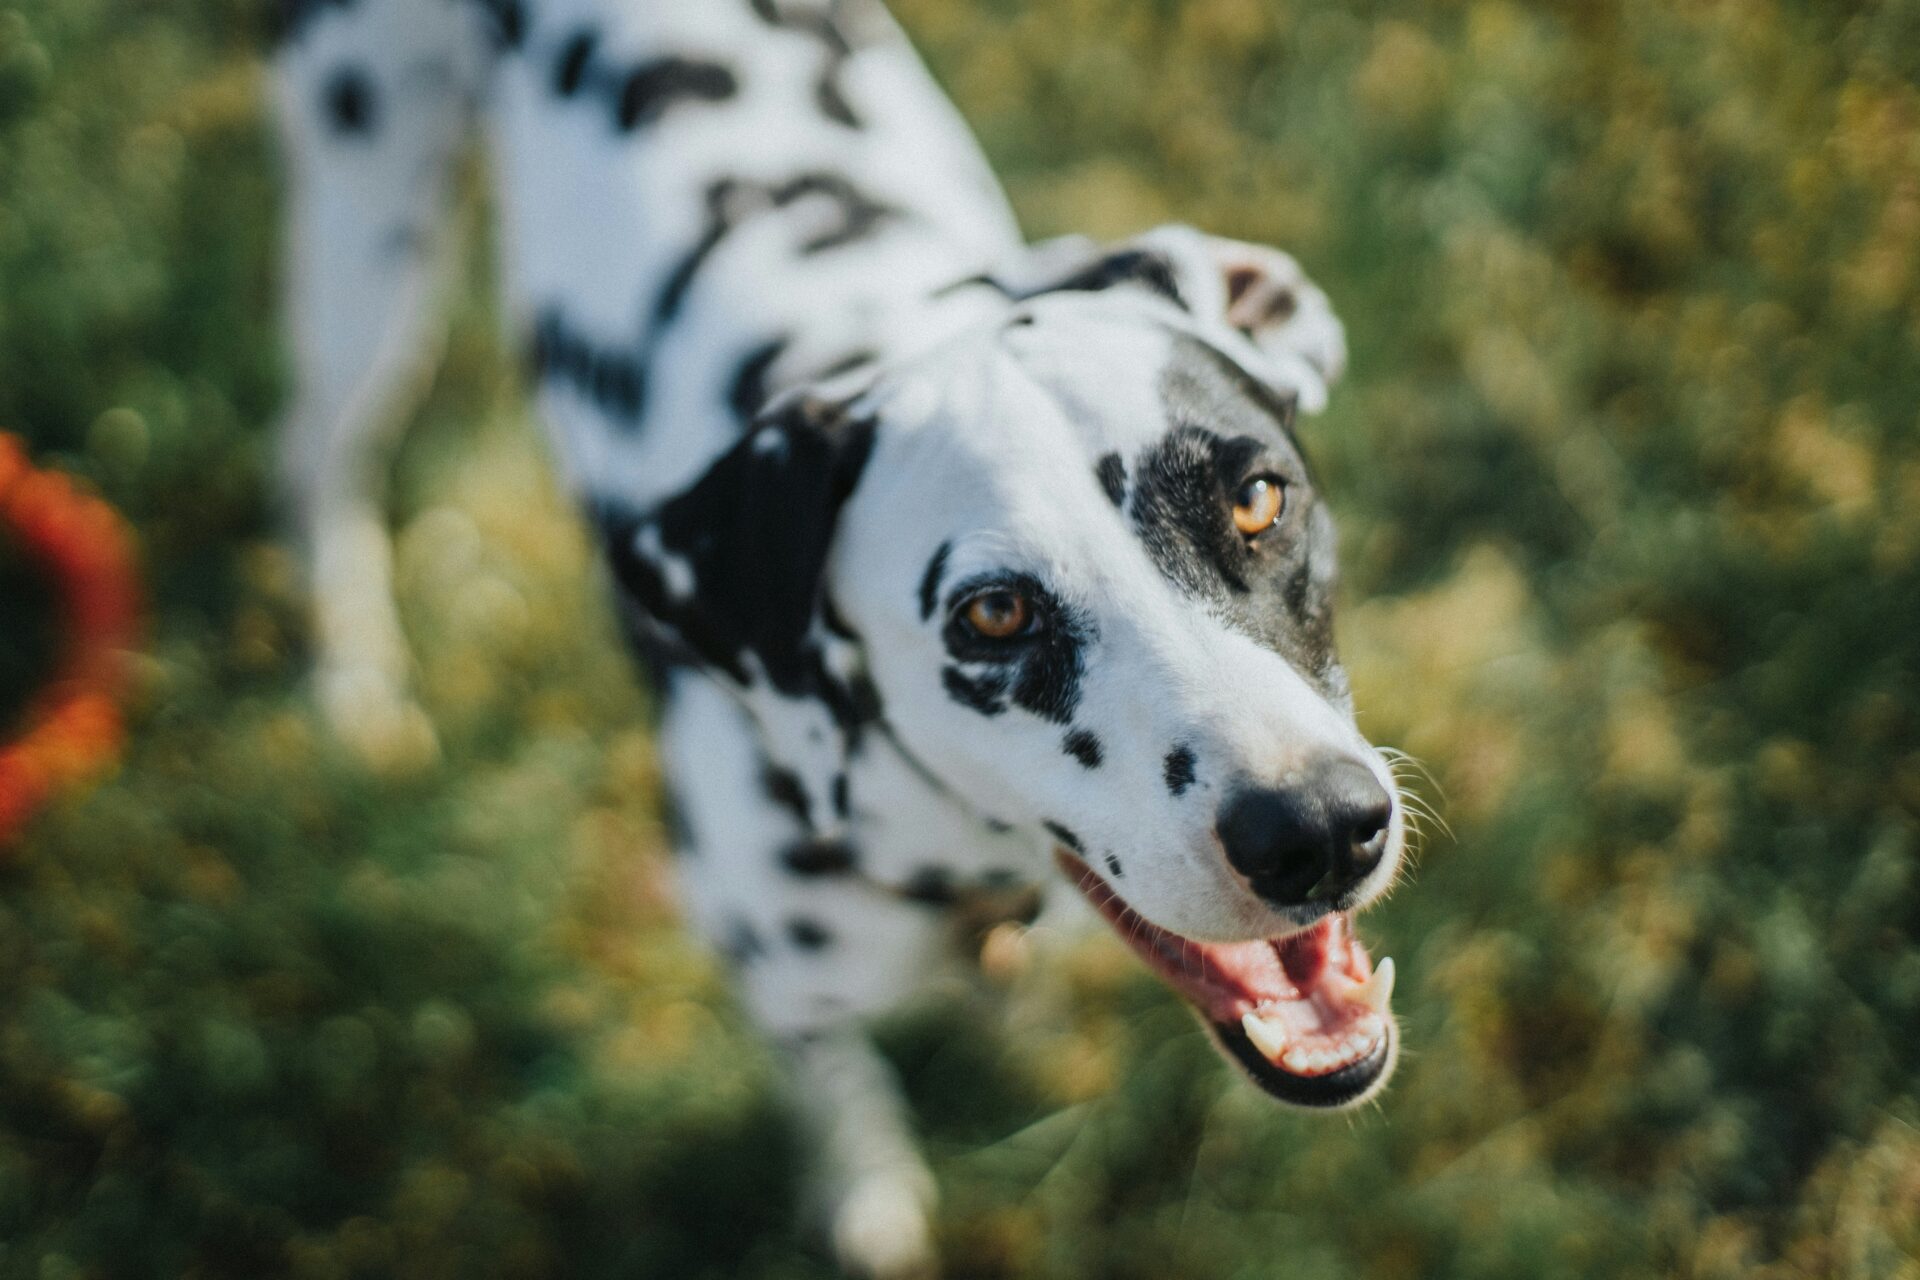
2, 0, 1918, 1276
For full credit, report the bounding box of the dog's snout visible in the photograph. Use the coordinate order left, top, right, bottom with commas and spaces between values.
1217, 759, 1393, 907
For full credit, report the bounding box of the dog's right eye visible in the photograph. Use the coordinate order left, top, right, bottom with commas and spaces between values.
959, 588, 1034, 640
1231, 474, 1286, 537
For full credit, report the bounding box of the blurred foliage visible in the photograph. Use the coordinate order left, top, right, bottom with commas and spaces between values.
2, 0, 1918, 1276
0, 530, 56, 734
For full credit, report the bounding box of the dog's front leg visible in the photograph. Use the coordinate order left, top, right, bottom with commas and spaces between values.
781, 1029, 939, 1280
659, 674, 944, 1277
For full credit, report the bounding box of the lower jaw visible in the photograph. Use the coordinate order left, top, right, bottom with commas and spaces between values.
1209, 1017, 1396, 1108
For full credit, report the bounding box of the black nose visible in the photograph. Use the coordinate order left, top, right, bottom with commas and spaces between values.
1216, 759, 1393, 907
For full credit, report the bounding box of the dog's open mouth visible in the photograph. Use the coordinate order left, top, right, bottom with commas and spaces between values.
1056, 850, 1395, 1107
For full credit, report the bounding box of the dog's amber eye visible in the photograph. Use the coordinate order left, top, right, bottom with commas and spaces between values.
962, 589, 1032, 640
1232, 474, 1285, 536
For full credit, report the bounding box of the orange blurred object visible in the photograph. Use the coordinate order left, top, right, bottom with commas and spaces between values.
0, 433, 142, 848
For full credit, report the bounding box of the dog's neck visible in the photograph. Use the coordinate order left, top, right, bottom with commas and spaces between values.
493, 0, 1025, 512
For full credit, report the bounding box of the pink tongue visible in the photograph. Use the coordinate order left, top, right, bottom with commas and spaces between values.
1276, 916, 1339, 989
1183, 917, 1346, 1022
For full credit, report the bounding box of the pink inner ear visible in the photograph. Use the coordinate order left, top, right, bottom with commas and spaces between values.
1225, 264, 1262, 307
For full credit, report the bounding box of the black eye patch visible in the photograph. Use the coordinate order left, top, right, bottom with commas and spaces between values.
938, 573, 1092, 725
1126, 342, 1343, 693
1208, 435, 1269, 495
1130, 425, 1275, 596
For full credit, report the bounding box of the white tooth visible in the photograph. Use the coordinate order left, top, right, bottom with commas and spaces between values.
1356, 956, 1396, 1014
1241, 1011, 1290, 1060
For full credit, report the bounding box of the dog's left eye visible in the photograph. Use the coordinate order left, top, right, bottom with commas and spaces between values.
1232, 474, 1286, 537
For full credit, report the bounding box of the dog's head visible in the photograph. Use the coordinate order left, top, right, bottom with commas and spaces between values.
610, 227, 1403, 1107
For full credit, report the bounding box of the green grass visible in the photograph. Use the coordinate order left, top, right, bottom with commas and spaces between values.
3, 0, 1918, 1276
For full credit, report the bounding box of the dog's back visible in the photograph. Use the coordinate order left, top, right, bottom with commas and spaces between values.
277, 0, 1018, 507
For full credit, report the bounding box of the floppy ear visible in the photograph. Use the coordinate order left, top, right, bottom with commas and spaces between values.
603, 395, 877, 830
988, 225, 1348, 414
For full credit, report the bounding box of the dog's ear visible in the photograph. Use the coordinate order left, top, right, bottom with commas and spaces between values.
603, 395, 877, 830
992, 225, 1348, 414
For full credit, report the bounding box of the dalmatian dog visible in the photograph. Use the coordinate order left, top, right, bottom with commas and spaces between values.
273, 1, 1405, 1274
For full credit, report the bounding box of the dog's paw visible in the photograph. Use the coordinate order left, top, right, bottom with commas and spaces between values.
1209, 239, 1348, 413
830, 1171, 940, 1280
317, 663, 439, 774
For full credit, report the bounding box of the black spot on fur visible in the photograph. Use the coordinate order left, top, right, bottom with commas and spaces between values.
530, 310, 647, 428
748, 0, 869, 129
918, 541, 952, 621
1043, 821, 1083, 852
652, 183, 743, 328
816, 79, 860, 127
820, 595, 860, 642
931, 272, 1000, 299
603, 398, 879, 723
554, 29, 598, 97
942, 666, 1008, 717
964, 246, 1192, 310
655, 175, 898, 330
1104, 854, 1124, 878
1096, 453, 1128, 508
1064, 729, 1104, 769
787, 917, 834, 950
901, 866, 957, 906
1164, 744, 1197, 796
470, 0, 525, 50
729, 337, 789, 427
323, 66, 376, 135
781, 838, 858, 876
761, 762, 812, 825
814, 348, 879, 380
543, 30, 739, 129
831, 773, 850, 818
591, 356, 645, 421
536, 174, 893, 439
722, 917, 767, 964
793, 178, 895, 253
616, 59, 739, 130
1041, 249, 1187, 309
846, 672, 884, 724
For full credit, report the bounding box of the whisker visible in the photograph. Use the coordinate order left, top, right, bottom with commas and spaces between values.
1379, 746, 1453, 843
